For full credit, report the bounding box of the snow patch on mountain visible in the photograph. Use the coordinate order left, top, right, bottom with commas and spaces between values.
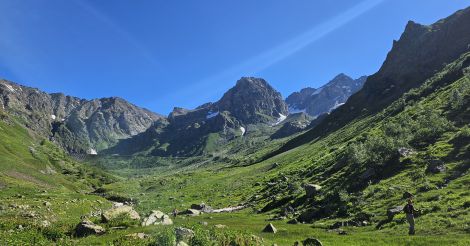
240, 126, 246, 136
272, 113, 287, 126
206, 111, 219, 119
88, 148, 98, 155
331, 101, 345, 110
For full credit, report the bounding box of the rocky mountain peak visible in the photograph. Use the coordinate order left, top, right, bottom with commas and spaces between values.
286, 74, 366, 117
216, 77, 288, 124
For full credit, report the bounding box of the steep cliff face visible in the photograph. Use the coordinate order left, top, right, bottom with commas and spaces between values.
0, 80, 163, 153
215, 77, 288, 124
333, 7, 470, 126
277, 6, 470, 153
286, 74, 366, 117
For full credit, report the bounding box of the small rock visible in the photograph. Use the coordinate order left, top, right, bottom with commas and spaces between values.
302, 237, 323, 246
426, 159, 446, 174
24, 211, 37, 218
287, 218, 299, 224
43, 201, 52, 207
303, 184, 321, 198
184, 209, 201, 216
398, 147, 414, 157
214, 224, 227, 229
126, 232, 149, 239
75, 219, 106, 237
175, 227, 194, 244
40, 220, 51, 228
262, 223, 277, 233
328, 228, 347, 235
199, 221, 208, 226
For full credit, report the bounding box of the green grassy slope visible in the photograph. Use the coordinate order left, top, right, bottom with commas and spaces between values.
0, 112, 117, 245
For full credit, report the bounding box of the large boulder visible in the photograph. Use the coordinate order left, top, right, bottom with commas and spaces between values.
262, 223, 277, 233
142, 210, 173, 226
303, 184, 321, 198
175, 227, 195, 245
101, 205, 140, 223
75, 219, 106, 237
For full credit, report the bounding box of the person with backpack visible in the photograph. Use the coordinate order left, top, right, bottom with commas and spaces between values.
403, 198, 418, 235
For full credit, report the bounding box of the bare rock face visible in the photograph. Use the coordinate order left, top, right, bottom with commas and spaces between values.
0, 80, 163, 153
216, 77, 288, 124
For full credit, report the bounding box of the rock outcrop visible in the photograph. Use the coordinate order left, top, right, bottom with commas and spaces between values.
75, 219, 106, 237
142, 210, 173, 226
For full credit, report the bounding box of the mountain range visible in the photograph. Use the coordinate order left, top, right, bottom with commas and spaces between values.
1, 73, 363, 157
1, 5, 469, 245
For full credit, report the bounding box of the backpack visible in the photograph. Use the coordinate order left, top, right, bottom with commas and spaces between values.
403, 204, 413, 214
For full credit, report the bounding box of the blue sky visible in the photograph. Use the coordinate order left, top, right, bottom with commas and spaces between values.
0, 1, 468, 114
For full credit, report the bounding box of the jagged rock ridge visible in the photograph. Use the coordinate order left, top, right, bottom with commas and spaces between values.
0, 80, 163, 153
286, 74, 366, 117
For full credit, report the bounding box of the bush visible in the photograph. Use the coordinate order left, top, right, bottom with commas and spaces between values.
151, 228, 176, 246
190, 226, 213, 246
106, 213, 139, 228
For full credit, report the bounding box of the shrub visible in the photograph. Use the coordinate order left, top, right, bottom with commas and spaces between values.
105, 213, 139, 228
151, 228, 176, 246
190, 226, 213, 246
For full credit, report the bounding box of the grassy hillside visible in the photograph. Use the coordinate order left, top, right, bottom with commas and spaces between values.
0, 112, 118, 245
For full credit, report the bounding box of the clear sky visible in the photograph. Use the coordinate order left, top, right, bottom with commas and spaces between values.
0, 1, 468, 115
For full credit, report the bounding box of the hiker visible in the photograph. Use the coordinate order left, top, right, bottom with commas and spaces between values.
403, 198, 418, 235
172, 208, 178, 218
